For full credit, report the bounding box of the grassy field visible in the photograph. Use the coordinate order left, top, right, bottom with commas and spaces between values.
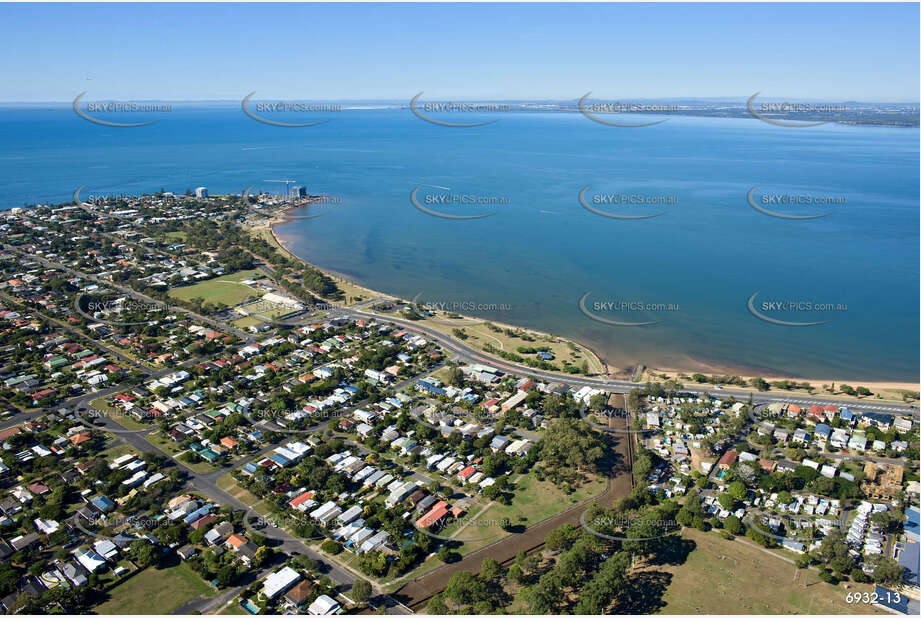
167, 269, 261, 306
94, 561, 215, 614
100, 443, 142, 462
649, 527, 884, 615
441, 473, 607, 545
217, 474, 261, 506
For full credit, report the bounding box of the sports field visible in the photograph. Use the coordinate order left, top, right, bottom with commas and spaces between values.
167, 269, 261, 306
649, 528, 884, 615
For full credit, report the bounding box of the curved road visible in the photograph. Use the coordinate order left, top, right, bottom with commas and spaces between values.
331, 306, 918, 418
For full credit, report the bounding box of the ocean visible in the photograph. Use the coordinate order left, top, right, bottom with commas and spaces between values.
1, 104, 917, 381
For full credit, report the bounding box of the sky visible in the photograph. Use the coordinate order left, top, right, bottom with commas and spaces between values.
1, 2, 918, 102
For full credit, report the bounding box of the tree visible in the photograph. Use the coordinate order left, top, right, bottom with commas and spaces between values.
479, 557, 503, 584
0, 564, 19, 597
426, 594, 448, 614
444, 570, 488, 607
216, 564, 237, 588
351, 579, 372, 605
129, 540, 158, 567
544, 523, 581, 552
253, 546, 270, 567
724, 515, 743, 535
294, 554, 318, 572
572, 551, 629, 614
717, 493, 736, 510
728, 481, 747, 501
871, 557, 904, 586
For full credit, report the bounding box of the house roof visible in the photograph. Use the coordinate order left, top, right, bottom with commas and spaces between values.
284, 579, 314, 604
417, 500, 449, 528
226, 533, 247, 548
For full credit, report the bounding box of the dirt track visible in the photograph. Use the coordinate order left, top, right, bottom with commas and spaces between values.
394, 419, 635, 608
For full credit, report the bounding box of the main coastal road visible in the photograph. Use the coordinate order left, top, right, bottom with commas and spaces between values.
328, 307, 918, 419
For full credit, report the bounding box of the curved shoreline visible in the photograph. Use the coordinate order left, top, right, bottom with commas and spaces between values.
264, 212, 918, 396
265, 214, 610, 376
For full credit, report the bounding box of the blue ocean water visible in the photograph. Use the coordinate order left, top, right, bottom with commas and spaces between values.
0, 104, 917, 381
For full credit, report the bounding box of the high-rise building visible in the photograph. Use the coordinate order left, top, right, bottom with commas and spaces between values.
194, 187, 208, 198
289, 185, 306, 199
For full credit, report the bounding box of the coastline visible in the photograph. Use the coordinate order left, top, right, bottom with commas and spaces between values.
263, 210, 918, 400
265, 213, 612, 375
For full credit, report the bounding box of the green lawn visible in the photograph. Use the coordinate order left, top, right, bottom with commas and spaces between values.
100, 443, 142, 462
217, 474, 260, 506
167, 269, 261, 306
652, 528, 884, 615
463, 473, 606, 537
94, 561, 215, 614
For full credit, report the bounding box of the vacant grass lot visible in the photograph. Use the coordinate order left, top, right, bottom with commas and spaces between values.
167, 269, 261, 306
94, 561, 214, 614
650, 527, 884, 615
216, 473, 261, 506
430, 473, 606, 549
100, 443, 142, 462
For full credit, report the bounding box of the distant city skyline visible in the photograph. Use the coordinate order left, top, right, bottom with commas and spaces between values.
1, 2, 918, 102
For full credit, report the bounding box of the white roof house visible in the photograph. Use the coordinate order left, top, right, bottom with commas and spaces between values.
263, 566, 301, 600
307, 594, 341, 615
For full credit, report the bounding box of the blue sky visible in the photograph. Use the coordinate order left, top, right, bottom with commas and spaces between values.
2, 2, 918, 101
